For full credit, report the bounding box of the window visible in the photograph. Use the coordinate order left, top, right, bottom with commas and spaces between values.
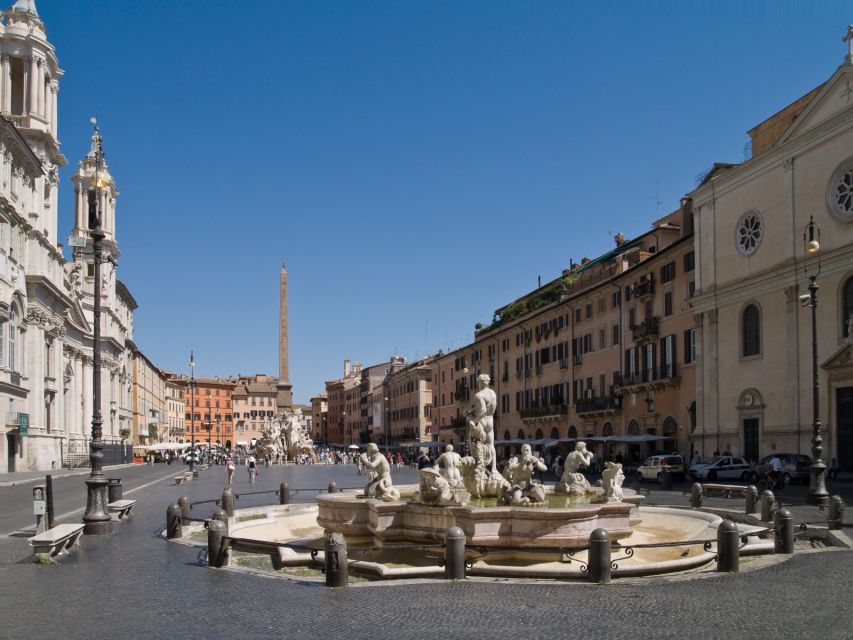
612, 323, 620, 345
660, 262, 676, 283
843, 276, 853, 338
826, 157, 853, 223
574, 309, 581, 323
664, 291, 673, 316
688, 280, 696, 298
598, 328, 606, 350
735, 210, 763, 256
598, 298, 606, 314
643, 343, 656, 381
742, 304, 761, 357
8, 307, 16, 371
661, 335, 676, 378
683, 251, 695, 273
612, 290, 621, 308
628, 307, 636, 328
625, 347, 637, 378
684, 328, 696, 364
585, 303, 592, 319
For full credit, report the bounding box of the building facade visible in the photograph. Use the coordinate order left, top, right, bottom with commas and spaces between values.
233, 374, 277, 445
130, 346, 166, 445
164, 378, 185, 443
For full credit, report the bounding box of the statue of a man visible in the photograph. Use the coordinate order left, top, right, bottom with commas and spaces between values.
557, 441, 593, 494
503, 444, 546, 488
359, 443, 400, 501
435, 443, 463, 487
466, 374, 497, 474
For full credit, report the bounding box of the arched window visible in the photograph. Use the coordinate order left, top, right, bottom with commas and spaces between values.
843, 276, 853, 338
503, 430, 511, 441
8, 306, 16, 372
517, 429, 525, 440
550, 426, 559, 439
742, 304, 761, 357
663, 417, 678, 437
602, 422, 614, 437
628, 420, 640, 435
535, 428, 543, 439
568, 425, 578, 439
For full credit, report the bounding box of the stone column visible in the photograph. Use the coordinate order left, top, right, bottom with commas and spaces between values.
50, 84, 58, 137
28, 56, 37, 115
37, 60, 45, 118
75, 186, 83, 228
0, 55, 9, 112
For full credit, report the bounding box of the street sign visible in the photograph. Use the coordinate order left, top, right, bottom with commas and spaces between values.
18, 413, 29, 436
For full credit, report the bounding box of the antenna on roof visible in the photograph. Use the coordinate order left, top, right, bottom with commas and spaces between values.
648, 180, 662, 217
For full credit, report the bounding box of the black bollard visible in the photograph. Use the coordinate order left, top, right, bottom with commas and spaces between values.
828, 495, 844, 530
660, 469, 673, 491
444, 526, 467, 580
178, 495, 191, 526
716, 519, 739, 573
221, 488, 235, 517
107, 478, 122, 503
324, 531, 348, 587
760, 490, 775, 522
328, 482, 338, 494
587, 528, 612, 583
166, 503, 182, 539
774, 508, 794, 554
211, 508, 228, 525
208, 519, 228, 568
745, 485, 758, 514
690, 482, 703, 508
280, 483, 290, 505
46, 475, 55, 529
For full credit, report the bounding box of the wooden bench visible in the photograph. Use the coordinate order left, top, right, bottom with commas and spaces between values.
28, 523, 85, 557
108, 499, 136, 520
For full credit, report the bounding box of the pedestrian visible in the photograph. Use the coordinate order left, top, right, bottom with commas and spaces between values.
226, 456, 235, 484
247, 454, 257, 483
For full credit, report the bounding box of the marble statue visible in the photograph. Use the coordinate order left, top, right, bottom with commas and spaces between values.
465, 374, 497, 474
844, 24, 853, 64
556, 441, 593, 495
412, 467, 457, 505
500, 444, 547, 506
359, 443, 400, 502
435, 444, 463, 488
601, 462, 625, 503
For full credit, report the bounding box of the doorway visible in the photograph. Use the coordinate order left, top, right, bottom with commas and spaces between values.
837, 387, 853, 470
743, 418, 759, 463
7, 433, 16, 472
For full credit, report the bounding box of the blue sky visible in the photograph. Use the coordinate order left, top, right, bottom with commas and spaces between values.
39, 1, 851, 403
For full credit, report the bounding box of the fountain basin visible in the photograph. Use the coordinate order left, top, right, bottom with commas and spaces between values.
317, 484, 642, 548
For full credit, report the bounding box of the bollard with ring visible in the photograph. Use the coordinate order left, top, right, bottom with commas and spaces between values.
444, 526, 466, 580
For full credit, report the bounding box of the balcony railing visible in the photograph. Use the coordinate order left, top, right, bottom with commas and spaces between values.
575, 396, 622, 414
519, 405, 569, 420
631, 316, 660, 342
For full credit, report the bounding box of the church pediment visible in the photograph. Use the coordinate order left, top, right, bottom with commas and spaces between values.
776, 64, 853, 146
822, 342, 853, 376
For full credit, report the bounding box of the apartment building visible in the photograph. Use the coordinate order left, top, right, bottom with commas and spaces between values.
325, 360, 361, 445
181, 376, 235, 448
310, 394, 327, 444
385, 357, 434, 446
164, 378, 185, 443
130, 347, 167, 445
233, 374, 277, 445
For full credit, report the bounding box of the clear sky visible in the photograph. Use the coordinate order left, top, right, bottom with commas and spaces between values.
38, 0, 852, 403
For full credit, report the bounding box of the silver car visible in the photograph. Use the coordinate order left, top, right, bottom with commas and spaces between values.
689, 456, 754, 482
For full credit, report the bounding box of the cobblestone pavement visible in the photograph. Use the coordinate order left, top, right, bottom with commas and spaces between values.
1, 463, 852, 640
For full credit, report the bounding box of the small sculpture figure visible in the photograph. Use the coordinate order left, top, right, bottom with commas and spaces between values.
412, 467, 456, 505
500, 444, 547, 505
556, 441, 593, 495
601, 462, 625, 503
359, 443, 400, 502
435, 444, 463, 488
465, 374, 497, 475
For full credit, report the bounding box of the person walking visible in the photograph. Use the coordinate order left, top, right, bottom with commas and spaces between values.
226, 456, 235, 485
247, 454, 257, 483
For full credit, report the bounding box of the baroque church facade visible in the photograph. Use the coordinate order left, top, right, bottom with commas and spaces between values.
0, 1, 136, 472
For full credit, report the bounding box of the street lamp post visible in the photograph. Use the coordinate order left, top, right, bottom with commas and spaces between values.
803, 215, 829, 505
384, 396, 390, 449
189, 352, 196, 476
82, 124, 112, 536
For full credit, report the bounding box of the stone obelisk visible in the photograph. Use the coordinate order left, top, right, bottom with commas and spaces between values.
276, 260, 293, 411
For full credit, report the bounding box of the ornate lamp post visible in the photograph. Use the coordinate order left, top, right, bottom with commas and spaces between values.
803, 215, 829, 505
82, 122, 112, 535
384, 396, 390, 449
189, 351, 197, 475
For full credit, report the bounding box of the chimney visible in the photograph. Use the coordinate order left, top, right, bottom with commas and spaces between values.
343, 359, 351, 377
614, 232, 625, 247
680, 197, 694, 236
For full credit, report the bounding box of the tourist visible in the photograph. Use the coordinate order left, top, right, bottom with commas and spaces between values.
226, 456, 235, 484
247, 454, 257, 483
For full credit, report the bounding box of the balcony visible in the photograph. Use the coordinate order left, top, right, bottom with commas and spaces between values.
519, 405, 569, 421
575, 396, 622, 416
628, 276, 655, 300
618, 363, 679, 390
631, 316, 659, 342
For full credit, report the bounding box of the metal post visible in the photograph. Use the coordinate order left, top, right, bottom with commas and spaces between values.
207, 519, 227, 568
166, 503, 182, 539
45, 474, 55, 529
828, 495, 844, 530
444, 526, 466, 580
716, 519, 739, 573
660, 469, 672, 491
324, 531, 348, 587
178, 495, 190, 526
189, 351, 196, 477
690, 482, 703, 508
82, 132, 112, 536
744, 485, 758, 514
774, 508, 794, 554
221, 488, 235, 517
805, 274, 829, 505
328, 482, 338, 494
211, 508, 227, 526
588, 528, 612, 583
279, 482, 290, 505
760, 490, 775, 522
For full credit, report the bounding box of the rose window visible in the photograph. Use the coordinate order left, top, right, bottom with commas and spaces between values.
735, 211, 762, 256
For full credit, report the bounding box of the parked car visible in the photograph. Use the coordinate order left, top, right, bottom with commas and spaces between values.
181, 451, 200, 464
637, 455, 685, 483
689, 456, 754, 482
755, 453, 813, 485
